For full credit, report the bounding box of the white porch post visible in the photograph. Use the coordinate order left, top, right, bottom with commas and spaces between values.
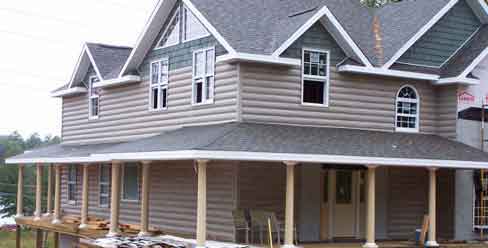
15, 165, 24, 218
138, 161, 151, 237
52, 165, 62, 224
79, 164, 89, 229
196, 160, 208, 248
108, 162, 122, 237
44, 165, 53, 216
363, 166, 378, 248
284, 161, 298, 248
34, 164, 43, 221
426, 168, 439, 247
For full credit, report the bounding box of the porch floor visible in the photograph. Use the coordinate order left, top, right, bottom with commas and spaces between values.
302, 241, 488, 248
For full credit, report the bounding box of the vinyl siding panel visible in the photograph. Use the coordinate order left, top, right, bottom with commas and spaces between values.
240, 63, 445, 134
62, 63, 238, 144
398, 1, 482, 67
59, 161, 238, 241
437, 85, 458, 139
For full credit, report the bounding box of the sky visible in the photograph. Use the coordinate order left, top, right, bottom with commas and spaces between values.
0, 0, 157, 138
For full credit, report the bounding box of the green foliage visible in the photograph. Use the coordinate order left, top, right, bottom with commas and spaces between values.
0, 132, 61, 218
360, 0, 404, 8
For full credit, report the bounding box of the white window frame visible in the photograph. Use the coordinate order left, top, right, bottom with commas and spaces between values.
88, 76, 100, 120
121, 163, 140, 202
67, 166, 77, 205
301, 48, 330, 107
155, 6, 181, 49
192, 47, 215, 106
395, 85, 420, 133
149, 58, 169, 111
182, 6, 210, 43
98, 164, 110, 208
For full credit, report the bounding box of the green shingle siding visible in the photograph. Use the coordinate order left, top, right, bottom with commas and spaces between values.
281, 22, 347, 65
398, 1, 481, 67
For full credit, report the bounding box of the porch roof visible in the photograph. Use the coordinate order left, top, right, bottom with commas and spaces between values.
6, 123, 488, 168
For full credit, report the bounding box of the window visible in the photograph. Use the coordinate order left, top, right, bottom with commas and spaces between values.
302, 49, 330, 106
155, 5, 209, 48
395, 85, 419, 132
149, 59, 169, 110
99, 165, 111, 207
88, 76, 100, 119
192, 47, 215, 105
122, 163, 139, 201
336, 170, 352, 204
183, 6, 209, 42
67, 166, 77, 204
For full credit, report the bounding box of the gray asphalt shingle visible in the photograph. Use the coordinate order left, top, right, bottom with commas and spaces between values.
86, 43, 133, 80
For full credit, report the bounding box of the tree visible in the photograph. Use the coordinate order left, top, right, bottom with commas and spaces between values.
359, 0, 405, 65
0, 132, 61, 218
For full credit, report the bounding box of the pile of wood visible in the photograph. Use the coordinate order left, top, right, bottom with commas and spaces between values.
61, 215, 161, 235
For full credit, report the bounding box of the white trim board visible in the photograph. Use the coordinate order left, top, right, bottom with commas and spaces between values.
93, 75, 141, 89
51, 87, 87, 98
8, 150, 488, 170
460, 47, 488, 78
338, 65, 439, 81
216, 53, 301, 66
271, 5, 372, 68
382, 0, 459, 69
436, 77, 480, 85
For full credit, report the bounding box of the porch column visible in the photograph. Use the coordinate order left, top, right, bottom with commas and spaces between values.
138, 161, 151, 237
44, 165, 53, 216
107, 162, 122, 237
79, 164, 89, 229
15, 165, 24, 218
34, 164, 43, 221
196, 160, 208, 248
363, 166, 378, 248
52, 165, 62, 224
284, 161, 298, 248
426, 168, 439, 247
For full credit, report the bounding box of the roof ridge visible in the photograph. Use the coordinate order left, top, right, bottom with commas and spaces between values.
85, 42, 133, 50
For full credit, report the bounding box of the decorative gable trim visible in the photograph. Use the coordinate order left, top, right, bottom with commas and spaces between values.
120, 0, 236, 78
382, 0, 459, 69
67, 44, 104, 89
271, 5, 373, 68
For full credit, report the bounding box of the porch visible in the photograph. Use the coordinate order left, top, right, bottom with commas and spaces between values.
7, 123, 488, 248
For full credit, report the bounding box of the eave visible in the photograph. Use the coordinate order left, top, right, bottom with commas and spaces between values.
93, 75, 141, 89
216, 53, 301, 66
51, 87, 87, 98
338, 65, 440, 81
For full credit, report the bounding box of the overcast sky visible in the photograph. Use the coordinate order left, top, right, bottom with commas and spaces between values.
0, 0, 157, 138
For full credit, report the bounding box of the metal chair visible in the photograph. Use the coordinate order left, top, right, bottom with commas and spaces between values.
232, 209, 250, 244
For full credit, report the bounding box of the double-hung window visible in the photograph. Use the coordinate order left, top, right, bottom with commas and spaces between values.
302, 49, 330, 106
88, 76, 100, 119
99, 165, 111, 208
122, 163, 139, 201
150, 59, 169, 110
395, 85, 419, 132
192, 47, 215, 105
67, 166, 77, 204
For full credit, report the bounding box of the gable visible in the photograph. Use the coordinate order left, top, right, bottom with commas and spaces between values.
397, 1, 482, 67
281, 22, 347, 65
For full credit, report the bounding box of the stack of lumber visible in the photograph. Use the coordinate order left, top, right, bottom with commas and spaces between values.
61, 215, 161, 235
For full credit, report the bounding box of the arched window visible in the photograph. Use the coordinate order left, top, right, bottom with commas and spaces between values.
395, 85, 419, 132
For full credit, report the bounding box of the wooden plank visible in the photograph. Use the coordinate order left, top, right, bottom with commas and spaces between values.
419, 215, 429, 247
15, 225, 21, 248
53, 232, 59, 248
35, 229, 43, 248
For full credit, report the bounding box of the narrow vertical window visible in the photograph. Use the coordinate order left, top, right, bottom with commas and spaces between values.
122, 163, 139, 201
302, 49, 330, 106
395, 85, 419, 132
88, 76, 100, 119
99, 165, 111, 208
192, 47, 215, 105
149, 59, 169, 111
67, 166, 77, 204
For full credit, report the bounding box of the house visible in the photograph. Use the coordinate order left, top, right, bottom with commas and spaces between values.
6, 0, 488, 247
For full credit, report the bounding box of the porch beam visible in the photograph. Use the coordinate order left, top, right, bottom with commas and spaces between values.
79, 164, 89, 229
426, 168, 439, 247
284, 161, 298, 248
15, 165, 24, 218
107, 162, 122, 237
52, 165, 62, 224
34, 164, 43, 221
196, 160, 209, 248
44, 165, 53, 216
138, 161, 151, 237
363, 165, 378, 248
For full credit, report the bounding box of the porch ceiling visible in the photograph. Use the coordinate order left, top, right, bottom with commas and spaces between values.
6, 122, 488, 168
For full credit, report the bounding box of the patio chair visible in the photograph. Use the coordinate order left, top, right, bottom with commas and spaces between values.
249, 209, 271, 244
269, 212, 298, 246
232, 209, 250, 244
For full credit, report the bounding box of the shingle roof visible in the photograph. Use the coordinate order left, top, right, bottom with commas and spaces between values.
191, 0, 449, 66
9, 143, 120, 161
86, 43, 133, 80
441, 25, 488, 78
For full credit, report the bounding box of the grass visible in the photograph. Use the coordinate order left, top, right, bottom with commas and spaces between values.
0, 229, 54, 248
